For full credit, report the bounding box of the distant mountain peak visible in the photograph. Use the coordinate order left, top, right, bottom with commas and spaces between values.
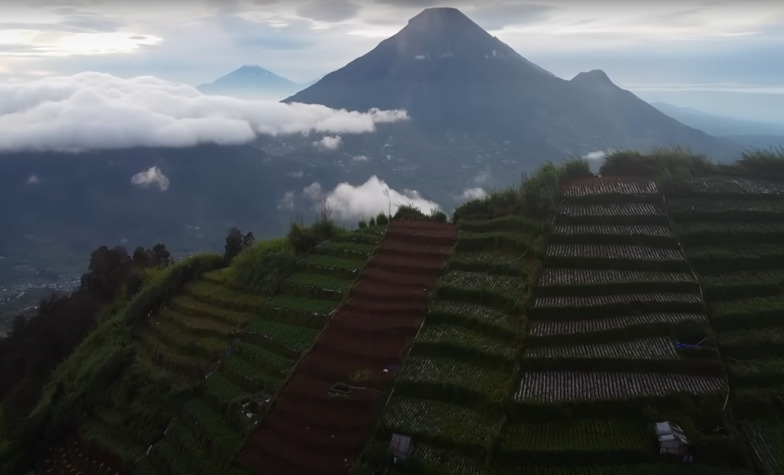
571, 69, 613, 84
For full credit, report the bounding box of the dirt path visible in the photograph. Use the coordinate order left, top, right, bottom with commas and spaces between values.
238, 219, 456, 474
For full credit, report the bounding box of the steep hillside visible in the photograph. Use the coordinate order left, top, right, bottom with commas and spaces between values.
666, 176, 784, 474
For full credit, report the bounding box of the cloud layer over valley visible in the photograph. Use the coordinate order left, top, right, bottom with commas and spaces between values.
0, 72, 408, 153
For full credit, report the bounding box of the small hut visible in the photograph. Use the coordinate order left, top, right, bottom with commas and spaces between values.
655, 421, 691, 456
389, 433, 413, 461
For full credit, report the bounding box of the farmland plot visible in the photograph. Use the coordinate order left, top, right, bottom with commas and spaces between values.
500, 418, 650, 452
533, 292, 702, 309
417, 324, 516, 360
398, 355, 510, 403
383, 397, 498, 448
554, 224, 672, 238
429, 300, 516, 331
413, 442, 485, 475
742, 419, 784, 475
687, 176, 784, 196
667, 199, 784, 216
524, 336, 677, 360
546, 244, 684, 262
719, 327, 784, 351
530, 313, 705, 338
515, 371, 724, 402
560, 179, 658, 197
558, 203, 664, 218
441, 270, 526, 296
701, 270, 784, 288
491, 464, 755, 475
537, 269, 695, 287
727, 357, 784, 381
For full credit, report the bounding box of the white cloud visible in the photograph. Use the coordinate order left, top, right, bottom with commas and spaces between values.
324, 175, 441, 221
352, 154, 370, 162
303, 182, 323, 201
474, 169, 491, 185
287, 170, 304, 178
131, 166, 170, 191
313, 135, 342, 150
0, 72, 408, 153
277, 190, 295, 211
582, 150, 607, 161
461, 187, 488, 201
27, 174, 39, 184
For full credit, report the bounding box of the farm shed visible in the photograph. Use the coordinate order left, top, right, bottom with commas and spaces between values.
655, 421, 691, 456
389, 433, 413, 461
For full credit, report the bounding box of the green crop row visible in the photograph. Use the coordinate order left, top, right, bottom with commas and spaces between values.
416, 324, 516, 361
181, 397, 243, 465
741, 419, 784, 475
157, 417, 222, 475
148, 320, 227, 361
718, 327, 784, 358
284, 272, 354, 292
496, 418, 651, 464
727, 357, 784, 386
381, 397, 499, 452
455, 231, 536, 254
169, 296, 251, 327
426, 300, 518, 340
529, 293, 704, 321
220, 354, 281, 393
186, 280, 266, 312
313, 240, 376, 259
265, 294, 336, 315
159, 309, 237, 339
710, 294, 784, 331
458, 215, 543, 234
441, 270, 527, 299
243, 318, 317, 353
300, 254, 364, 272
674, 221, 784, 246
448, 251, 529, 276
397, 355, 511, 405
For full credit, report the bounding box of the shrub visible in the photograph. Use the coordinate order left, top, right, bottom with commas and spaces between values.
452, 188, 521, 223
357, 219, 367, 229
232, 239, 296, 295
376, 212, 389, 225
558, 158, 594, 184
429, 208, 448, 223
368, 217, 376, 226
393, 204, 426, 220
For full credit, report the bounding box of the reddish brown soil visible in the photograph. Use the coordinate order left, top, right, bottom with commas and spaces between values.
239, 220, 456, 475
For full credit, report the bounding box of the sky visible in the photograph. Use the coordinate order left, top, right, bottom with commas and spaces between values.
0, 0, 782, 121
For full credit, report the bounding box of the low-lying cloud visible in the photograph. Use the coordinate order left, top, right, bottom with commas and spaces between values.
323, 175, 441, 221
461, 187, 488, 201
313, 135, 342, 150
0, 72, 408, 153
131, 166, 170, 191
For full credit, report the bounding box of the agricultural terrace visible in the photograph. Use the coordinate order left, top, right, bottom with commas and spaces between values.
359, 214, 540, 474
512, 175, 734, 472
238, 219, 456, 475
667, 175, 784, 474
58, 227, 382, 475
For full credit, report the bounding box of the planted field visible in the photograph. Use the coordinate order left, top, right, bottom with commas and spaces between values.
441, 270, 526, 296
674, 222, 784, 245
417, 323, 516, 360
533, 292, 702, 309
398, 355, 511, 403
711, 294, 784, 329
243, 318, 318, 352
560, 178, 658, 197
687, 243, 784, 262
686, 176, 784, 196
157, 309, 236, 339
315, 240, 377, 257
428, 300, 516, 331
187, 280, 266, 310
413, 442, 485, 475
458, 215, 542, 234
491, 464, 754, 475
171, 296, 251, 326
537, 269, 695, 287
383, 397, 498, 448
515, 371, 723, 402
284, 272, 354, 292
719, 327, 784, 354
742, 419, 784, 475
553, 224, 672, 238
499, 418, 650, 452
181, 397, 244, 463
529, 313, 705, 338
546, 244, 684, 262
266, 294, 336, 315
524, 336, 677, 360
558, 203, 663, 217
667, 199, 784, 220
301, 254, 365, 271
701, 270, 784, 288
727, 357, 784, 384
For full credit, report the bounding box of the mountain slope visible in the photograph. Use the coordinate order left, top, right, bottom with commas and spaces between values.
285, 7, 738, 159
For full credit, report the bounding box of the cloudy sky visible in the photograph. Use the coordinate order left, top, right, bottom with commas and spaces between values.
0, 0, 783, 121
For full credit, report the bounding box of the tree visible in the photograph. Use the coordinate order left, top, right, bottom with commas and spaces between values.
149, 243, 173, 267
80, 246, 133, 301
224, 227, 253, 262
132, 246, 150, 268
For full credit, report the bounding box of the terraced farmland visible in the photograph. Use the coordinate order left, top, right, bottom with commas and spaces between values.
238, 219, 456, 474
512, 176, 733, 472
361, 215, 535, 473
667, 175, 784, 474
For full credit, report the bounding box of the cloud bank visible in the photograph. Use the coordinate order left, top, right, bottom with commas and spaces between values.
323, 175, 441, 221
461, 187, 488, 201
131, 166, 170, 191
0, 72, 408, 153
